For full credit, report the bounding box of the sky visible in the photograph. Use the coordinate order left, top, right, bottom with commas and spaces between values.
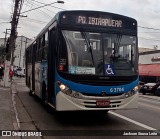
1, 0, 160, 49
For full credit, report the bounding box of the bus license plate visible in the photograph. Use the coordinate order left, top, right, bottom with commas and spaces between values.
96, 100, 110, 107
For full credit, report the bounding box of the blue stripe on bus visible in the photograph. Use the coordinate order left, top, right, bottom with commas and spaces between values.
55, 72, 139, 95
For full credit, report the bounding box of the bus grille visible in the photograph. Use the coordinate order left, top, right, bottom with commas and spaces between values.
71, 93, 126, 109
83, 101, 121, 108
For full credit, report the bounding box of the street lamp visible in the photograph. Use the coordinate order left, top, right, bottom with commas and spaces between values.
57, 0, 65, 4
21, 1, 64, 14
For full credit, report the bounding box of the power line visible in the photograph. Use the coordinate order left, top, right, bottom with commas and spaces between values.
23, 17, 47, 23
0, 18, 10, 20
138, 26, 160, 31
22, 3, 51, 20
138, 36, 160, 41
21, 1, 64, 14
23, 1, 54, 18
0, 22, 10, 24
30, 0, 65, 10
27, 0, 56, 14
20, 18, 47, 24
23, 0, 32, 16
24, 0, 63, 14
30, 0, 46, 5
49, 5, 65, 10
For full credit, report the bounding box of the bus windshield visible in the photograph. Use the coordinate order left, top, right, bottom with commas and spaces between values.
61, 30, 138, 76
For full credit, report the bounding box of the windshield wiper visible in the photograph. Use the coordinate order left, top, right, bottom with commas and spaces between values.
80, 31, 95, 66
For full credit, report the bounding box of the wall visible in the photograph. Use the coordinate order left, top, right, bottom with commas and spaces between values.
0, 38, 4, 47
139, 50, 160, 65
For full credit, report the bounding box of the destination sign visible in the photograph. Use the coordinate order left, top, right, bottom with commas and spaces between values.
76, 16, 123, 28
60, 11, 137, 31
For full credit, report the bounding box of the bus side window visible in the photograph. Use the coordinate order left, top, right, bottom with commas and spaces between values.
35, 40, 39, 62
42, 32, 48, 60
38, 37, 43, 61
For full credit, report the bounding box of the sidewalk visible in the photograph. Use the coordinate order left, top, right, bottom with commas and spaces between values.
0, 79, 40, 138
0, 82, 15, 138
0, 80, 11, 88
1, 77, 43, 138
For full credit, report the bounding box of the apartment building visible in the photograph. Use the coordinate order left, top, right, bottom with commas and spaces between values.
13, 36, 32, 69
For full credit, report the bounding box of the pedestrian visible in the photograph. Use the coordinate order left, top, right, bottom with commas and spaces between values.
9, 68, 13, 81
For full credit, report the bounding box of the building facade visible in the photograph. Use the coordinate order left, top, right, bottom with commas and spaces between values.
13, 36, 32, 69
139, 50, 160, 82
0, 38, 5, 47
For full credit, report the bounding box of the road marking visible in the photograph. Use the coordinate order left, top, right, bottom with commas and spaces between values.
0, 87, 9, 91
109, 111, 158, 131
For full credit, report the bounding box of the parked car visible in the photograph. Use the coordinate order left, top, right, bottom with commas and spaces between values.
17, 70, 25, 77
15, 68, 25, 77
155, 86, 160, 96
140, 82, 160, 95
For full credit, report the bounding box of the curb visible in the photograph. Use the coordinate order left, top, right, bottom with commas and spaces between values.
9, 82, 20, 131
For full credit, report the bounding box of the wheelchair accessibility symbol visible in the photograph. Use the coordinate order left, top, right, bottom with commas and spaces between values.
105, 64, 115, 75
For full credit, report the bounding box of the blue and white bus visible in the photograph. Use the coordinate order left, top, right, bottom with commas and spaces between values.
26, 10, 139, 111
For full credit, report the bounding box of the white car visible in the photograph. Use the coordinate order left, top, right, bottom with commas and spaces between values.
16, 68, 25, 77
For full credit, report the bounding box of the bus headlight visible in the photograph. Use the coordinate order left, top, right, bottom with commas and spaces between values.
57, 81, 82, 99
59, 84, 66, 90
58, 81, 70, 93
133, 86, 139, 92
125, 86, 138, 98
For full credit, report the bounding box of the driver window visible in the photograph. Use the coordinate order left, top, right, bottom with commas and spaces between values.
103, 38, 112, 63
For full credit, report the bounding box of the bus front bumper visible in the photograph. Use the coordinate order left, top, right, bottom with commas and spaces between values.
56, 91, 138, 111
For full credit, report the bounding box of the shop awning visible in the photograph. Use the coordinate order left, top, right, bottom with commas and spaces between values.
139, 64, 160, 76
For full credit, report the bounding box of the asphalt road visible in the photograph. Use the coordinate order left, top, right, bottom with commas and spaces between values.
10, 78, 160, 139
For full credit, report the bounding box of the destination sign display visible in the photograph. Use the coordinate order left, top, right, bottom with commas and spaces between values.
59, 11, 137, 31
76, 16, 123, 28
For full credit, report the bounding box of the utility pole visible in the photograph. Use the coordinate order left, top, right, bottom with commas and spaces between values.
6, 0, 23, 63
1, 29, 10, 63
4, 0, 23, 87
19, 36, 23, 67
